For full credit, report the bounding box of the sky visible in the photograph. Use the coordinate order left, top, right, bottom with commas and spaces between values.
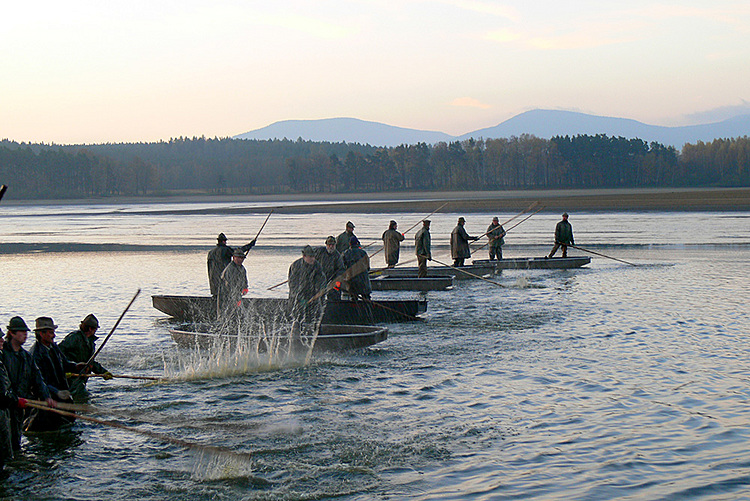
2, 0, 750, 144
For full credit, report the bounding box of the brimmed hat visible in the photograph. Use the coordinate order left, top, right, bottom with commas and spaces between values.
423, 219, 431, 225
492, 216, 499, 221
350, 236, 360, 247
233, 248, 246, 257
34, 317, 58, 331
302, 245, 316, 256
7, 316, 30, 332
325, 235, 336, 245
562, 212, 569, 217
346, 221, 355, 228
82, 313, 99, 329
458, 217, 465, 223
217, 233, 227, 241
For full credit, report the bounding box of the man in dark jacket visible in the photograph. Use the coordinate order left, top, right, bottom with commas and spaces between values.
382, 220, 405, 268
218, 248, 249, 322
548, 212, 574, 258
2, 317, 54, 451
315, 236, 345, 301
450, 217, 478, 267
207, 233, 256, 297
28, 317, 82, 431
486, 216, 506, 261
335, 221, 357, 254
288, 245, 328, 331
414, 220, 432, 278
59, 314, 113, 402
342, 236, 372, 300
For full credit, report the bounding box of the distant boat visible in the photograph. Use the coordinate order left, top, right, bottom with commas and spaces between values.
473, 256, 591, 270
151, 295, 426, 324
370, 276, 453, 291
169, 323, 388, 352
370, 263, 496, 280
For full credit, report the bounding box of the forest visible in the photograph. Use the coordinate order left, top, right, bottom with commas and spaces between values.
0, 134, 748, 199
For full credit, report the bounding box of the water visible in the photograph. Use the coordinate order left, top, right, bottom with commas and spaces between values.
1, 201, 749, 500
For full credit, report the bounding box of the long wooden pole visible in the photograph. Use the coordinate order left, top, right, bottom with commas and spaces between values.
24, 401, 252, 461
369, 201, 450, 261
66, 373, 162, 381
0, 184, 7, 202
471, 201, 540, 243
79, 289, 140, 375
565, 243, 637, 266
429, 257, 506, 288
472, 205, 545, 254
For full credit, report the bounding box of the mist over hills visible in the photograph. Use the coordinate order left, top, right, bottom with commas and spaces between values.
235, 110, 750, 149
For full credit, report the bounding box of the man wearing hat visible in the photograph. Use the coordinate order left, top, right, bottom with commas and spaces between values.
2, 317, 54, 451
486, 216, 507, 261
59, 314, 114, 402
335, 221, 357, 254
315, 236, 345, 301
382, 220, 405, 268
207, 232, 256, 297
288, 245, 328, 331
548, 212, 574, 258
218, 248, 249, 318
342, 236, 372, 300
415, 219, 432, 278
28, 317, 83, 431
451, 217, 479, 267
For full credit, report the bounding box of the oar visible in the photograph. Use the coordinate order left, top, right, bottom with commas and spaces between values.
565, 243, 637, 266
369, 201, 450, 261
78, 289, 140, 376
245, 209, 273, 257
66, 372, 162, 381
473, 205, 546, 254
471, 201, 540, 244
24, 401, 252, 462
429, 257, 506, 288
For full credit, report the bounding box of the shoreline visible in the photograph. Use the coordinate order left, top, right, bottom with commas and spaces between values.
3, 187, 749, 212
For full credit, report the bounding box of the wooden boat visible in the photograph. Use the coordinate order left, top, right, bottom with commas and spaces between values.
473, 256, 591, 270
151, 295, 426, 324
169, 323, 388, 351
370, 276, 453, 291
370, 263, 496, 280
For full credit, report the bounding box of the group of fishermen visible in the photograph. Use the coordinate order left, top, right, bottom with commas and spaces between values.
0, 313, 112, 473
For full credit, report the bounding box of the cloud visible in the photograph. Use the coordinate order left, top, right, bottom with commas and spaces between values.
450, 97, 492, 109
681, 100, 750, 124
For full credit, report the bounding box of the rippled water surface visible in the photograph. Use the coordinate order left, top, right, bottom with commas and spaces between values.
0, 202, 749, 500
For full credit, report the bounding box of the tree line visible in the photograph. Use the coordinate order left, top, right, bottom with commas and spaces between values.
1, 134, 748, 200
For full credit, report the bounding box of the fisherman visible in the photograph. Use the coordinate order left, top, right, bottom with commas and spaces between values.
207, 233, 256, 297
218, 248, 249, 321
450, 217, 478, 267
335, 221, 357, 254
28, 317, 82, 431
381, 220, 405, 268
0, 333, 16, 475
59, 314, 114, 402
288, 245, 328, 333
342, 236, 372, 300
2, 317, 54, 452
486, 216, 507, 261
547, 212, 574, 258
415, 219, 432, 278
315, 236, 345, 301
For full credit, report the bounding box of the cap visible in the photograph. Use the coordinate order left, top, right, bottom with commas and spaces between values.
458, 217, 465, 223
217, 233, 227, 241
325, 235, 336, 245
34, 317, 58, 331
492, 216, 499, 222
302, 245, 316, 256
350, 236, 360, 247
346, 221, 355, 228
423, 219, 431, 225
233, 248, 246, 257
6, 316, 30, 332
562, 212, 569, 217
82, 314, 99, 329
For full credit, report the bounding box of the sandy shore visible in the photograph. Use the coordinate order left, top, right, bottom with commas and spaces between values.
4, 187, 749, 212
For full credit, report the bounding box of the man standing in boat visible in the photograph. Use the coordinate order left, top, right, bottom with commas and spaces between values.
2, 317, 55, 452
335, 221, 357, 254
59, 314, 114, 402
218, 248, 249, 322
415, 219, 432, 278
342, 236, 372, 300
548, 212, 574, 258
382, 220, 405, 268
315, 236, 345, 301
451, 217, 478, 267
486, 216, 507, 261
288, 245, 328, 332
207, 233, 256, 297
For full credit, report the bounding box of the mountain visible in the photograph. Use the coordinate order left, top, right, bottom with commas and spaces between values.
234, 110, 750, 149
234, 117, 453, 147
457, 110, 750, 148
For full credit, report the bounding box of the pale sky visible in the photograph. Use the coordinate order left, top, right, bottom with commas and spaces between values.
2, 0, 749, 144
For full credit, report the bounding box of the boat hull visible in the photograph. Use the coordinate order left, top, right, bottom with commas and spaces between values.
473, 256, 591, 270
169, 323, 388, 351
152, 295, 426, 324
370, 264, 495, 280
370, 276, 453, 291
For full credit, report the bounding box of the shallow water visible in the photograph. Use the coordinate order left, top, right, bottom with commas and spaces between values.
0, 202, 749, 500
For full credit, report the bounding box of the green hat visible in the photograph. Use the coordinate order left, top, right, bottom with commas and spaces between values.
7, 316, 30, 332
302, 245, 315, 256
34, 317, 58, 331
82, 313, 99, 329
325, 235, 336, 245
233, 248, 246, 257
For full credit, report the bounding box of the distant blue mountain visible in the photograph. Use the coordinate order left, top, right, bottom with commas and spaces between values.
234, 117, 453, 147
234, 110, 750, 149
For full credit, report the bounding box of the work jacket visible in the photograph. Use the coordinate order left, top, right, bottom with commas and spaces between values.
450, 224, 474, 259
382, 229, 405, 265
1, 343, 50, 400
414, 227, 431, 260
554, 220, 574, 245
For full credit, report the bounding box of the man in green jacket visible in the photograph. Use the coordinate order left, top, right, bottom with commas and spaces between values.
59, 314, 113, 402
415, 219, 432, 278
548, 212, 574, 258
